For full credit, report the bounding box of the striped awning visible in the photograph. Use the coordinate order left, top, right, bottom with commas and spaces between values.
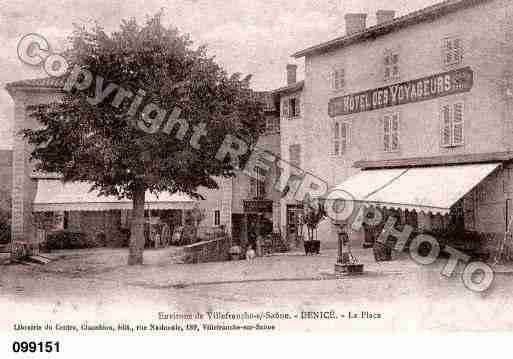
33, 179, 197, 212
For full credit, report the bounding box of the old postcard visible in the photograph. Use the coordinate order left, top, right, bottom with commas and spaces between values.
1, 0, 513, 356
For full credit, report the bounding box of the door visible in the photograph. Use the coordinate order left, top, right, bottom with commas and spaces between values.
286, 205, 303, 244
231, 214, 244, 245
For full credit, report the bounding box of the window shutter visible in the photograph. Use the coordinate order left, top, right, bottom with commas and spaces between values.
383, 115, 390, 152
391, 114, 399, 151
295, 98, 301, 116
333, 69, 345, 90
333, 122, 340, 156
453, 38, 463, 63
334, 141, 340, 156
441, 105, 452, 147
384, 68, 390, 82
214, 211, 221, 226
286, 100, 290, 118
250, 177, 257, 197
453, 102, 464, 145
282, 101, 288, 118
256, 166, 266, 198
443, 37, 463, 66
340, 122, 348, 154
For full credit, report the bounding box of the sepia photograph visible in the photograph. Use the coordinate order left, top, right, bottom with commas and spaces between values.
0, 0, 512, 354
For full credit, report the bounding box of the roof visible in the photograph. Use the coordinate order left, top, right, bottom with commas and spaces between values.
271, 80, 304, 95
293, 0, 492, 58
5, 76, 67, 91
354, 151, 513, 170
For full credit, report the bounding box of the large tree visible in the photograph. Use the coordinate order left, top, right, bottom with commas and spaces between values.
23, 13, 264, 265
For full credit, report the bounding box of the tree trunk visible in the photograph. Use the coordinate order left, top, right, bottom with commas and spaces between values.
128, 184, 146, 265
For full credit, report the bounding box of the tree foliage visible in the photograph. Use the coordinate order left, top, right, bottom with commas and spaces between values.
24, 12, 264, 200
22, 12, 265, 264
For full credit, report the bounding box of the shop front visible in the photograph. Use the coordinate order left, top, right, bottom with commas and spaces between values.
32, 179, 197, 248
286, 203, 304, 247
240, 199, 274, 250
332, 157, 510, 259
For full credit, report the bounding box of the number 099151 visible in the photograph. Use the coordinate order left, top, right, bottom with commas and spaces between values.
12, 341, 60, 353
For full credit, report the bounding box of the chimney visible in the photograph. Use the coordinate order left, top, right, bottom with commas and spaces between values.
344, 13, 367, 35
286, 64, 297, 85
376, 10, 395, 25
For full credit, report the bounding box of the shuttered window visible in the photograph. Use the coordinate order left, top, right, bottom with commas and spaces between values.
440, 102, 464, 147
249, 166, 266, 198
292, 98, 301, 117
282, 98, 300, 119
441, 105, 452, 147
384, 51, 400, 82
249, 177, 257, 197
256, 166, 266, 198
384, 113, 400, 152
281, 100, 289, 118
333, 121, 350, 156
453, 102, 464, 146
443, 37, 463, 67
214, 210, 221, 226
332, 68, 345, 91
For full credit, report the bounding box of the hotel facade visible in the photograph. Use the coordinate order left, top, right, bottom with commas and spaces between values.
282, 0, 513, 248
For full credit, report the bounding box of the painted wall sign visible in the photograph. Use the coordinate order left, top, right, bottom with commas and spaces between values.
328, 67, 473, 117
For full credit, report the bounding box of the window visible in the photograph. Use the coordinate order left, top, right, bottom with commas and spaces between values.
383, 113, 400, 152
333, 121, 350, 156
249, 177, 257, 197
384, 50, 400, 82
281, 100, 289, 118
282, 98, 300, 119
63, 211, 69, 230
443, 37, 463, 67
289, 144, 301, 168
332, 68, 345, 91
256, 166, 266, 198
214, 210, 221, 226
441, 102, 464, 147
249, 166, 267, 199
265, 116, 279, 133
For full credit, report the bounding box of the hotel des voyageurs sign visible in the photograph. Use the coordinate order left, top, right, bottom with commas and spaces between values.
328, 67, 474, 117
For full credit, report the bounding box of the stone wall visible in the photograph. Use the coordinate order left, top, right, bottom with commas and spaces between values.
182, 236, 231, 264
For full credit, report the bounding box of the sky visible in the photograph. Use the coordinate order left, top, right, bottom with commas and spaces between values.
0, 0, 441, 149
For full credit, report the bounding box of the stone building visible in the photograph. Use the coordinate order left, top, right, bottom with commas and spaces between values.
274, 65, 306, 244
287, 0, 513, 249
